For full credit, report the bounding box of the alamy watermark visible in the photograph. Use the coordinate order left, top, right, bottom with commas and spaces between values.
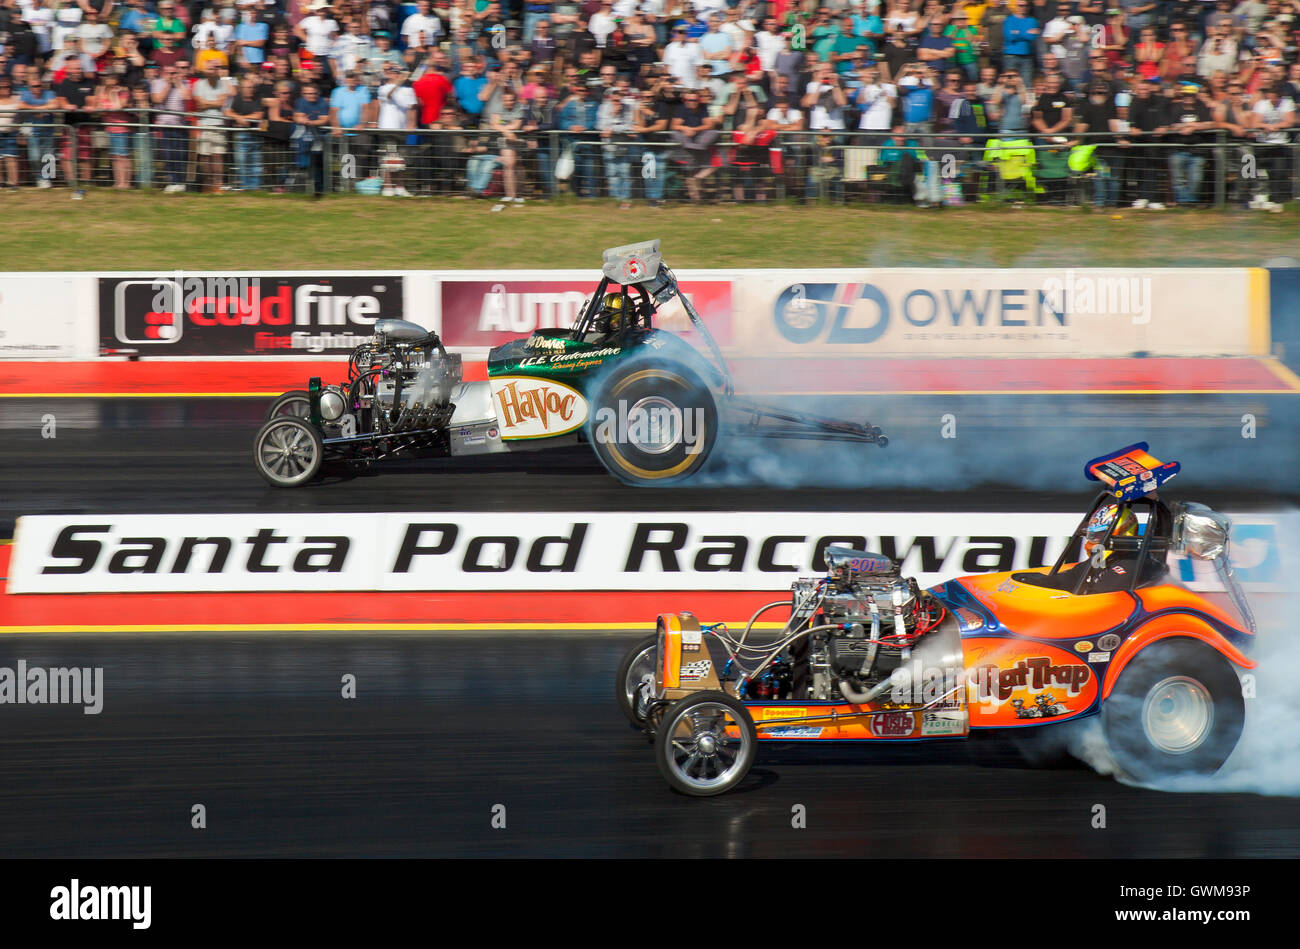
591, 399, 706, 455
0, 660, 103, 714
1040, 270, 1153, 325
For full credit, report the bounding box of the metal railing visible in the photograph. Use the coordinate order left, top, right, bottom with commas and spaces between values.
1, 111, 1295, 208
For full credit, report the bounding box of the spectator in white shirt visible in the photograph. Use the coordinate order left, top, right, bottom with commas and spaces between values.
401, 0, 443, 50
855, 65, 896, 134
192, 9, 234, 51
296, 1, 341, 58
663, 25, 702, 87
72, 7, 112, 57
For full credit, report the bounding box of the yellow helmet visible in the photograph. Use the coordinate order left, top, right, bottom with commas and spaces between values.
1085, 503, 1138, 552
598, 292, 626, 334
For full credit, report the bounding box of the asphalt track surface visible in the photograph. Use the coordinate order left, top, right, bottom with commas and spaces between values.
1, 395, 1298, 858
3, 633, 1299, 859
1, 394, 1297, 534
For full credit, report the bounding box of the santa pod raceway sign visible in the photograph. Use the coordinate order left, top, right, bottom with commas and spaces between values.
98, 275, 403, 356
8, 512, 1284, 594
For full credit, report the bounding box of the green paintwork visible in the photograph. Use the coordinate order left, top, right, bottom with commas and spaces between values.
488, 328, 660, 395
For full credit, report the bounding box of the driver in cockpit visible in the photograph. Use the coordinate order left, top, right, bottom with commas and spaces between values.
585, 292, 629, 344
1073, 502, 1142, 593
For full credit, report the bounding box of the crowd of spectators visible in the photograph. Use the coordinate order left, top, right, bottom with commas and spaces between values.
0, 0, 1297, 206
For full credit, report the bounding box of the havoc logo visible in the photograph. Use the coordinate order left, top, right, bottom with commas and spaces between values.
970, 657, 1091, 702
491, 378, 587, 437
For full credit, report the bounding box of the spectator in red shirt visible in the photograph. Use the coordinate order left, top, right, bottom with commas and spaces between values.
414, 56, 452, 126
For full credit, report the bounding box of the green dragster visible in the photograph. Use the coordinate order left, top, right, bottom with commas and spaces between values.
252, 240, 886, 488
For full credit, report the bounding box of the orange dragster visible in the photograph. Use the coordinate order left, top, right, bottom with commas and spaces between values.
616, 443, 1256, 796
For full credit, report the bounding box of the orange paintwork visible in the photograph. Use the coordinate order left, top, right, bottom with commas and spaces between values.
1102, 602, 1256, 699
957, 570, 1135, 640
1135, 584, 1250, 631
961, 638, 1100, 726
658, 613, 683, 689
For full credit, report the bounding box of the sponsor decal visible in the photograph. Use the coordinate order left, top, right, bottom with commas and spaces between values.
1097, 633, 1122, 652
1087, 651, 1112, 663
489, 376, 589, 439
98, 275, 402, 356
1074, 641, 1093, 653
765, 726, 824, 738
761, 707, 806, 720
439, 279, 733, 348
970, 656, 1091, 703
920, 711, 965, 736
525, 335, 569, 352
870, 711, 915, 737
680, 659, 712, 681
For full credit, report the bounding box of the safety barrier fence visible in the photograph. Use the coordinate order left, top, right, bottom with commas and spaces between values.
2, 110, 1297, 207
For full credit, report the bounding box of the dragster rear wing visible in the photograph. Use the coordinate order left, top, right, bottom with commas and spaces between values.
1085, 442, 1181, 501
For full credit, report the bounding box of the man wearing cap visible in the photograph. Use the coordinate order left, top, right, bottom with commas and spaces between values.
1075, 78, 1122, 206
296, 2, 340, 61
1167, 83, 1212, 205
944, 11, 980, 81
1059, 16, 1090, 92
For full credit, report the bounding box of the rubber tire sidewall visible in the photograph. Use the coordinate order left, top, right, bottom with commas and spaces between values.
1102, 638, 1244, 784
654, 690, 757, 797
265, 389, 311, 422
253, 416, 325, 488
590, 364, 717, 486
615, 633, 659, 724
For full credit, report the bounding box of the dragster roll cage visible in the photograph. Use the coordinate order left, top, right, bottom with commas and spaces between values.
575, 266, 885, 446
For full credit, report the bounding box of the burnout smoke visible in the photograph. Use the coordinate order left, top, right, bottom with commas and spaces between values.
694, 387, 1300, 495
1047, 512, 1300, 797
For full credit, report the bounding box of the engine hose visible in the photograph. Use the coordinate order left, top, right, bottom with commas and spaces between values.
837, 676, 896, 705
737, 600, 797, 655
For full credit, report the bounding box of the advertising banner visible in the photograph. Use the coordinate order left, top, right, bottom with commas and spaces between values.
732, 268, 1264, 358
0, 275, 81, 360
97, 274, 404, 356
9, 511, 1284, 595
438, 277, 734, 349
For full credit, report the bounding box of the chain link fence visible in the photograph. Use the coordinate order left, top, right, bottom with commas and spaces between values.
2, 110, 1295, 208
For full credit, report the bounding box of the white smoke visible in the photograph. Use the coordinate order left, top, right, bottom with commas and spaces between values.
1050, 512, 1300, 797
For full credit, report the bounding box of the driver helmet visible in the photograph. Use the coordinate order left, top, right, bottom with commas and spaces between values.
1084, 503, 1138, 553
596, 291, 626, 335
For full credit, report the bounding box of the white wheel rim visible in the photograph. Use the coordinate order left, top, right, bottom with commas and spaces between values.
1142, 675, 1213, 755
666, 702, 749, 791
623, 645, 656, 713
626, 396, 681, 455
273, 397, 310, 419
258, 422, 318, 485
